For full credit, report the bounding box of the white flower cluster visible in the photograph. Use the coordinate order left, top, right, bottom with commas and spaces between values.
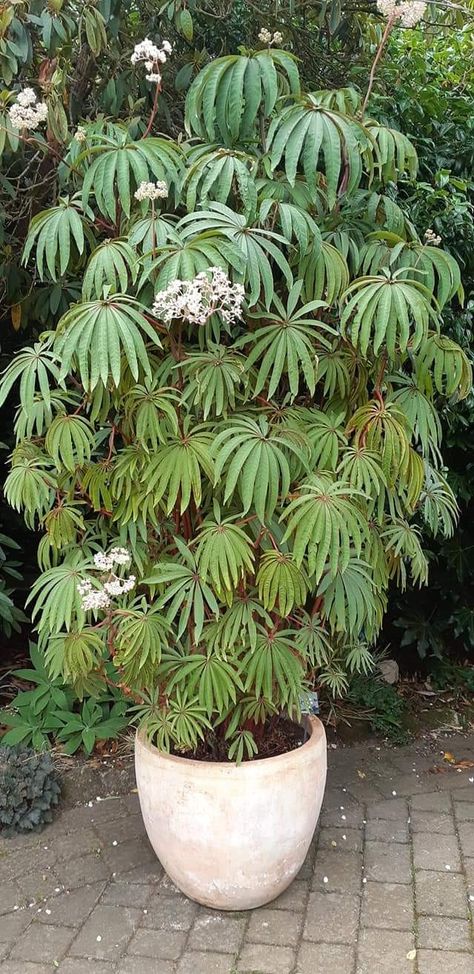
424, 228, 442, 246
74, 126, 87, 143
152, 267, 245, 326
134, 180, 168, 201
131, 37, 172, 83
8, 88, 48, 131
78, 548, 136, 612
93, 547, 131, 570
258, 27, 283, 45
376, 0, 426, 26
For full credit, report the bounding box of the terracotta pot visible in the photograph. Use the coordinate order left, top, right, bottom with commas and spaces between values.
135, 716, 327, 910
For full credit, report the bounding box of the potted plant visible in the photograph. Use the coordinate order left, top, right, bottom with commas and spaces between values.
1, 31, 470, 909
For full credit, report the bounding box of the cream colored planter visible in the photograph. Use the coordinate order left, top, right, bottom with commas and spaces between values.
135, 716, 327, 910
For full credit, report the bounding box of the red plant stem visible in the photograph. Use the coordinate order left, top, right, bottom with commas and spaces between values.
142, 82, 161, 139
360, 15, 397, 119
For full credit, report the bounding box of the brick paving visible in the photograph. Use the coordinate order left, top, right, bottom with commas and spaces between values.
1, 733, 473, 973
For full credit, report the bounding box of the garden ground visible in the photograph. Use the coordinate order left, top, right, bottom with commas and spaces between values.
1, 732, 473, 974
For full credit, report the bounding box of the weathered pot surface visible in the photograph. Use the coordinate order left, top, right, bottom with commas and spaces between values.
135, 716, 327, 910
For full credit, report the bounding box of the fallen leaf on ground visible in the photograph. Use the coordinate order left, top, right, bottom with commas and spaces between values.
357, 769, 366, 779
443, 751, 456, 763
407, 948, 417, 960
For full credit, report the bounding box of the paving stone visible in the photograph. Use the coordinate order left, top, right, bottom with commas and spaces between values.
320, 801, 364, 829
455, 802, 474, 822
464, 857, 474, 896
365, 819, 409, 843
10, 921, 74, 963
303, 892, 359, 944
117, 960, 176, 974
271, 880, 309, 911
410, 810, 456, 834
415, 869, 468, 917
49, 828, 103, 862
188, 912, 246, 952
0, 964, 53, 974
57, 961, 115, 974
356, 928, 415, 974
16, 868, 64, 903
100, 880, 153, 908
119, 861, 163, 884
361, 881, 414, 930
68, 904, 141, 960
127, 927, 186, 959
417, 915, 472, 950
312, 850, 363, 893
410, 792, 452, 812
318, 827, 363, 852
117, 960, 175, 974
101, 836, 157, 875
57, 799, 129, 832
364, 841, 412, 884
0, 909, 31, 944
55, 852, 111, 889
236, 943, 296, 973
417, 950, 474, 974
459, 822, 474, 858
377, 774, 430, 798
95, 814, 147, 846
366, 798, 408, 821
413, 832, 461, 872
141, 890, 198, 929
0, 883, 23, 916
449, 786, 474, 801
36, 882, 106, 926
246, 907, 302, 947
296, 941, 355, 974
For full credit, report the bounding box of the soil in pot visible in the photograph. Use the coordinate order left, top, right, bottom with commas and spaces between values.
170, 715, 306, 762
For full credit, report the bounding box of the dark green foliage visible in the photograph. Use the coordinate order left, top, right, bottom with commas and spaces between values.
0, 745, 61, 836
348, 673, 410, 744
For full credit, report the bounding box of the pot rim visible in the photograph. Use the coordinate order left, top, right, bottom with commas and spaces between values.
135, 714, 325, 773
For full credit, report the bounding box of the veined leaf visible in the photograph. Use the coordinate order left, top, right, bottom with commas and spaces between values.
341, 270, 439, 359
22, 197, 88, 281
257, 549, 308, 616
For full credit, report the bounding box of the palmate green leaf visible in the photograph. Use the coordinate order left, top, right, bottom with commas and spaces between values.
4, 456, 56, 529
226, 729, 258, 764
366, 120, 418, 183
185, 49, 300, 145
26, 564, 88, 637
179, 344, 247, 418
165, 651, 244, 718
195, 513, 255, 597
0, 342, 62, 414
43, 502, 85, 549
256, 550, 308, 617
80, 461, 113, 513
280, 473, 369, 581
388, 377, 442, 460
317, 559, 378, 636
14, 391, 76, 441
81, 134, 182, 221
341, 270, 440, 359
144, 232, 245, 293
346, 399, 411, 487
22, 197, 88, 282
382, 518, 428, 590
183, 144, 258, 216
258, 199, 323, 259
45, 629, 105, 684
420, 462, 459, 539
293, 611, 333, 668
300, 240, 350, 304
238, 283, 332, 400
45, 414, 94, 472
287, 406, 347, 471
82, 239, 138, 299
316, 342, 355, 399
145, 426, 214, 514
202, 598, 272, 657
414, 333, 472, 401
114, 603, 170, 685
359, 233, 462, 308
124, 381, 180, 446
212, 415, 307, 523
268, 93, 373, 207
242, 627, 304, 709
54, 294, 161, 391
337, 447, 387, 501
178, 202, 292, 307
144, 540, 219, 642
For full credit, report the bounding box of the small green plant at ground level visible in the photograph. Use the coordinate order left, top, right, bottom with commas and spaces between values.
0, 745, 61, 836
0, 643, 130, 755
348, 674, 410, 744
0, 8, 472, 761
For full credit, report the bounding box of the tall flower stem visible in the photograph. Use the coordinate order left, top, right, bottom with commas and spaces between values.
360, 15, 397, 119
